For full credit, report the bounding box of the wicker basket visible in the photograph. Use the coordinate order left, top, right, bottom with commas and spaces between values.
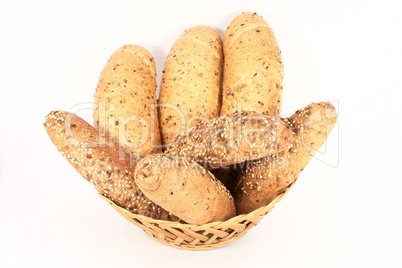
98, 181, 296, 251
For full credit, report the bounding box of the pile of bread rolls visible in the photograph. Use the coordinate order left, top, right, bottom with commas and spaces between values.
45, 12, 337, 226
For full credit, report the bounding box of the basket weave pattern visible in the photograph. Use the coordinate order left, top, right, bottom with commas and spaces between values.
99, 182, 294, 250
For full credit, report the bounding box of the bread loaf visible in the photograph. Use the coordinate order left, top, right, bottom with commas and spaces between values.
45, 111, 178, 221
94, 44, 161, 159
134, 154, 236, 225
159, 26, 223, 147
165, 110, 294, 169
235, 102, 337, 214
221, 12, 284, 116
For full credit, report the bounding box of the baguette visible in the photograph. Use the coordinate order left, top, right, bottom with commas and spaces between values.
45, 111, 178, 221
159, 26, 223, 147
94, 44, 161, 159
235, 102, 337, 214
165, 110, 294, 169
134, 154, 236, 225
221, 12, 284, 116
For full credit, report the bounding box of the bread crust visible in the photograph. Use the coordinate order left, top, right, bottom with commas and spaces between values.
45, 111, 178, 221
165, 110, 294, 169
235, 102, 337, 214
94, 45, 161, 159
221, 12, 284, 116
134, 154, 236, 225
159, 26, 223, 147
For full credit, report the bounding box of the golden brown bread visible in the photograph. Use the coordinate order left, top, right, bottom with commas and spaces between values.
134, 154, 236, 225
221, 12, 284, 116
93, 44, 161, 159
234, 102, 337, 214
45, 111, 178, 221
165, 110, 295, 169
158, 26, 223, 147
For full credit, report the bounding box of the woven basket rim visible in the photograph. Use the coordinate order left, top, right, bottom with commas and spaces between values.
96, 180, 298, 250
98, 180, 296, 228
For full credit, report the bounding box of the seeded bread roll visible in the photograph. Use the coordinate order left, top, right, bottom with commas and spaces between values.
235, 102, 337, 214
159, 26, 223, 147
165, 110, 294, 169
94, 44, 161, 160
221, 12, 284, 116
45, 111, 178, 221
134, 154, 236, 225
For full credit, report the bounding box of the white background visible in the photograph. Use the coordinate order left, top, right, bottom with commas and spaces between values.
1, 0, 401, 267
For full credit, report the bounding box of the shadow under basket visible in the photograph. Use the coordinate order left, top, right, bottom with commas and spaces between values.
99, 182, 296, 251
